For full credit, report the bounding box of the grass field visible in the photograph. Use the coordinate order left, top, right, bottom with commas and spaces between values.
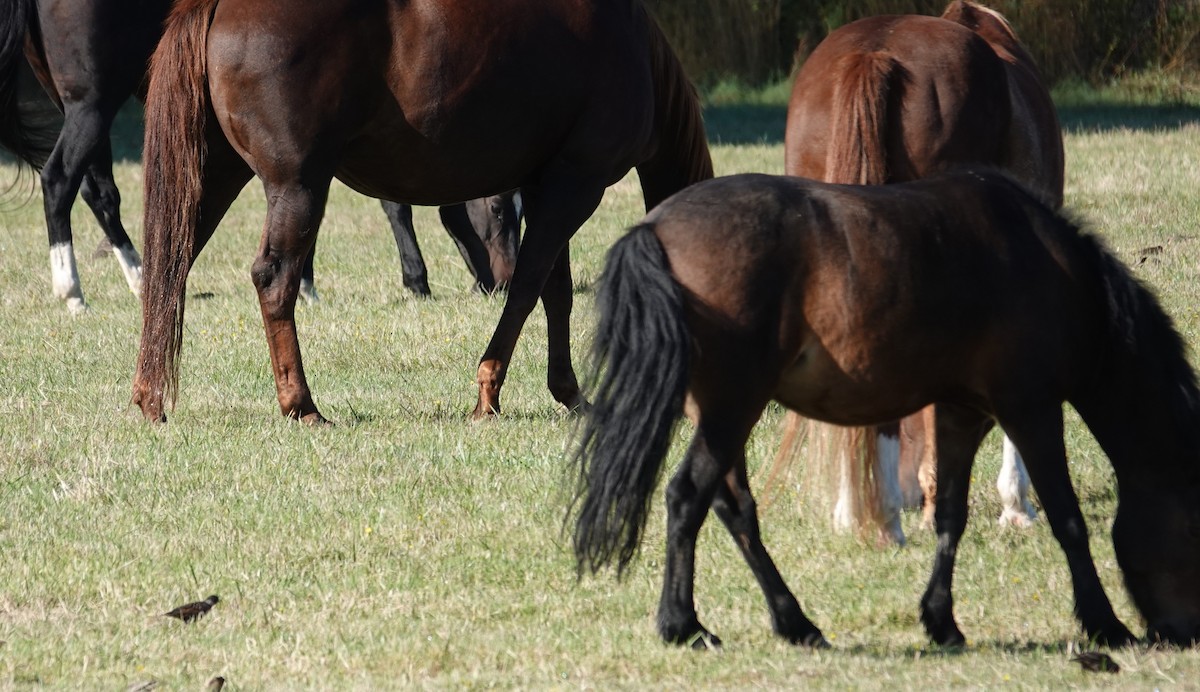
2, 97, 1200, 689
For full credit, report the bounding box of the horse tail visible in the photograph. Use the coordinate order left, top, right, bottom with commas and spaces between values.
132, 0, 219, 417
635, 8, 713, 210
571, 223, 691, 576
826, 51, 896, 185
0, 0, 55, 170
764, 413, 887, 541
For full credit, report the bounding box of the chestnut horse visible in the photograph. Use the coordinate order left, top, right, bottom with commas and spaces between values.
130, 0, 711, 423
0, 0, 519, 312
781, 1, 1063, 544
571, 170, 1200, 649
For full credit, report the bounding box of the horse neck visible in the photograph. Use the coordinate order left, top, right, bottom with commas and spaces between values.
1070, 344, 1200, 494
634, 9, 713, 211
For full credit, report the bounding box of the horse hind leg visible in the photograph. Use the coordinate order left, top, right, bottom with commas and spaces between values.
79, 138, 142, 296
252, 178, 332, 423
41, 106, 112, 313
712, 455, 827, 646
996, 434, 1038, 526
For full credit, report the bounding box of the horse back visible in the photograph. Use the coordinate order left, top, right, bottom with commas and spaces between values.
786, 14, 1010, 184
205, 0, 662, 205
650, 172, 1100, 424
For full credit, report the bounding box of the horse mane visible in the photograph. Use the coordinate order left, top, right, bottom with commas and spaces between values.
634, 2, 713, 209
1069, 221, 1200, 441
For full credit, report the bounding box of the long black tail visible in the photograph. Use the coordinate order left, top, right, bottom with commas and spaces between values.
571, 223, 691, 576
0, 0, 56, 169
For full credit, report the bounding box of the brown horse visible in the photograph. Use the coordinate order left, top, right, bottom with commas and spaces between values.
781, 1, 1063, 544
571, 169, 1200, 649
0, 0, 520, 312
130, 0, 711, 423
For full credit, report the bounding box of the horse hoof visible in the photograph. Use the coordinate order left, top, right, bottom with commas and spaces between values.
997, 508, 1037, 527
686, 630, 722, 650
1092, 624, 1138, 649
299, 412, 331, 426
788, 631, 830, 648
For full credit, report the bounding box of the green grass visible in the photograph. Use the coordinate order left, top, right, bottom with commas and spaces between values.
2, 110, 1200, 688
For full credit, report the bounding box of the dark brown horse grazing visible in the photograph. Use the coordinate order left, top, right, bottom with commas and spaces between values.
130, 0, 711, 423
781, 1, 1064, 544
0, 0, 520, 312
571, 170, 1200, 649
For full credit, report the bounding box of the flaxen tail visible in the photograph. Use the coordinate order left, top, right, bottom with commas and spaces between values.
634, 7, 713, 210
826, 51, 896, 185
132, 0, 220, 420
766, 50, 899, 542
571, 224, 691, 576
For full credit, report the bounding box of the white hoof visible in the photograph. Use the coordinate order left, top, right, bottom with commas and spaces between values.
299, 279, 320, 305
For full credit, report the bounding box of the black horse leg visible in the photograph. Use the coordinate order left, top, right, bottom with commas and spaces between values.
999, 406, 1137, 647
919, 403, 992, 646
658, 429, 729, 647
711, 457, 827, 646
383, 200, 433, 297
41, 105, 111, 313
298, 246, 319, 304
438, 202, 496, 293
472, 175, 604, 417
540, 248, 585, 411
78, 138, 142, 296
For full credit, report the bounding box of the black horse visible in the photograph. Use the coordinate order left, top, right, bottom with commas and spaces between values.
572, 170, 1200, 649
0, 0, 518, 312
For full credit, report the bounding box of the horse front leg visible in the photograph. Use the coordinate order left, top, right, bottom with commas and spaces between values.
919, 403, 992, 646
999, 406, 1136, 646
253, 180, 331, 424
472, 177, 604, 418
385, 201, 433, 297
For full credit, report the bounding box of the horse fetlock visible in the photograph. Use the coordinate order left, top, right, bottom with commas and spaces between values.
659, 617, 720, 649
1083, 619, 1137, 649
920, 591, 964, 646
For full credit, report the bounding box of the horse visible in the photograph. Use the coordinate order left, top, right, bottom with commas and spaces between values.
571, 169, 1200, 649
298, 192, 522, 302
130, 0, 712, 424
781, 0, 1064, 545
0, 0, 519, 312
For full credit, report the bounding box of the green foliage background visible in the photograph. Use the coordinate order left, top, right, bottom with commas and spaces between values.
646, 0, 1200, 86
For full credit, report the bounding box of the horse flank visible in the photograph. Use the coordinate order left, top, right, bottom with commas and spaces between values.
826, 51, 895, 185
634, 5, 714, 209
132, 0, 220, 417
571, 224, 691, 576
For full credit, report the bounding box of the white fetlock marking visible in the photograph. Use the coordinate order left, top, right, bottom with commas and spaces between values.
50, 243, 86, 312
298, 278, 320, 304
113, 245, 144, 296
997, 435, 1037, 526
876, 433, 906, 546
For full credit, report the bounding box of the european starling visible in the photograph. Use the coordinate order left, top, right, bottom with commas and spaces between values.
1071, 650, 1120, 673
207, 676, 226, 691
164, 594, 219, 623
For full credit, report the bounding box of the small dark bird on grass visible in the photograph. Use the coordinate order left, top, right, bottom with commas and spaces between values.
206, 676, 226, 691
1072, 650, 1120, 673
164, 594, 219, 623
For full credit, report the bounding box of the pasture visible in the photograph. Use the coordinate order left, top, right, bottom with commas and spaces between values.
2, 100, 1200, 688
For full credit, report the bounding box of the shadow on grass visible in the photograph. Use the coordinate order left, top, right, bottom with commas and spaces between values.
834, 638, 1078, 659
